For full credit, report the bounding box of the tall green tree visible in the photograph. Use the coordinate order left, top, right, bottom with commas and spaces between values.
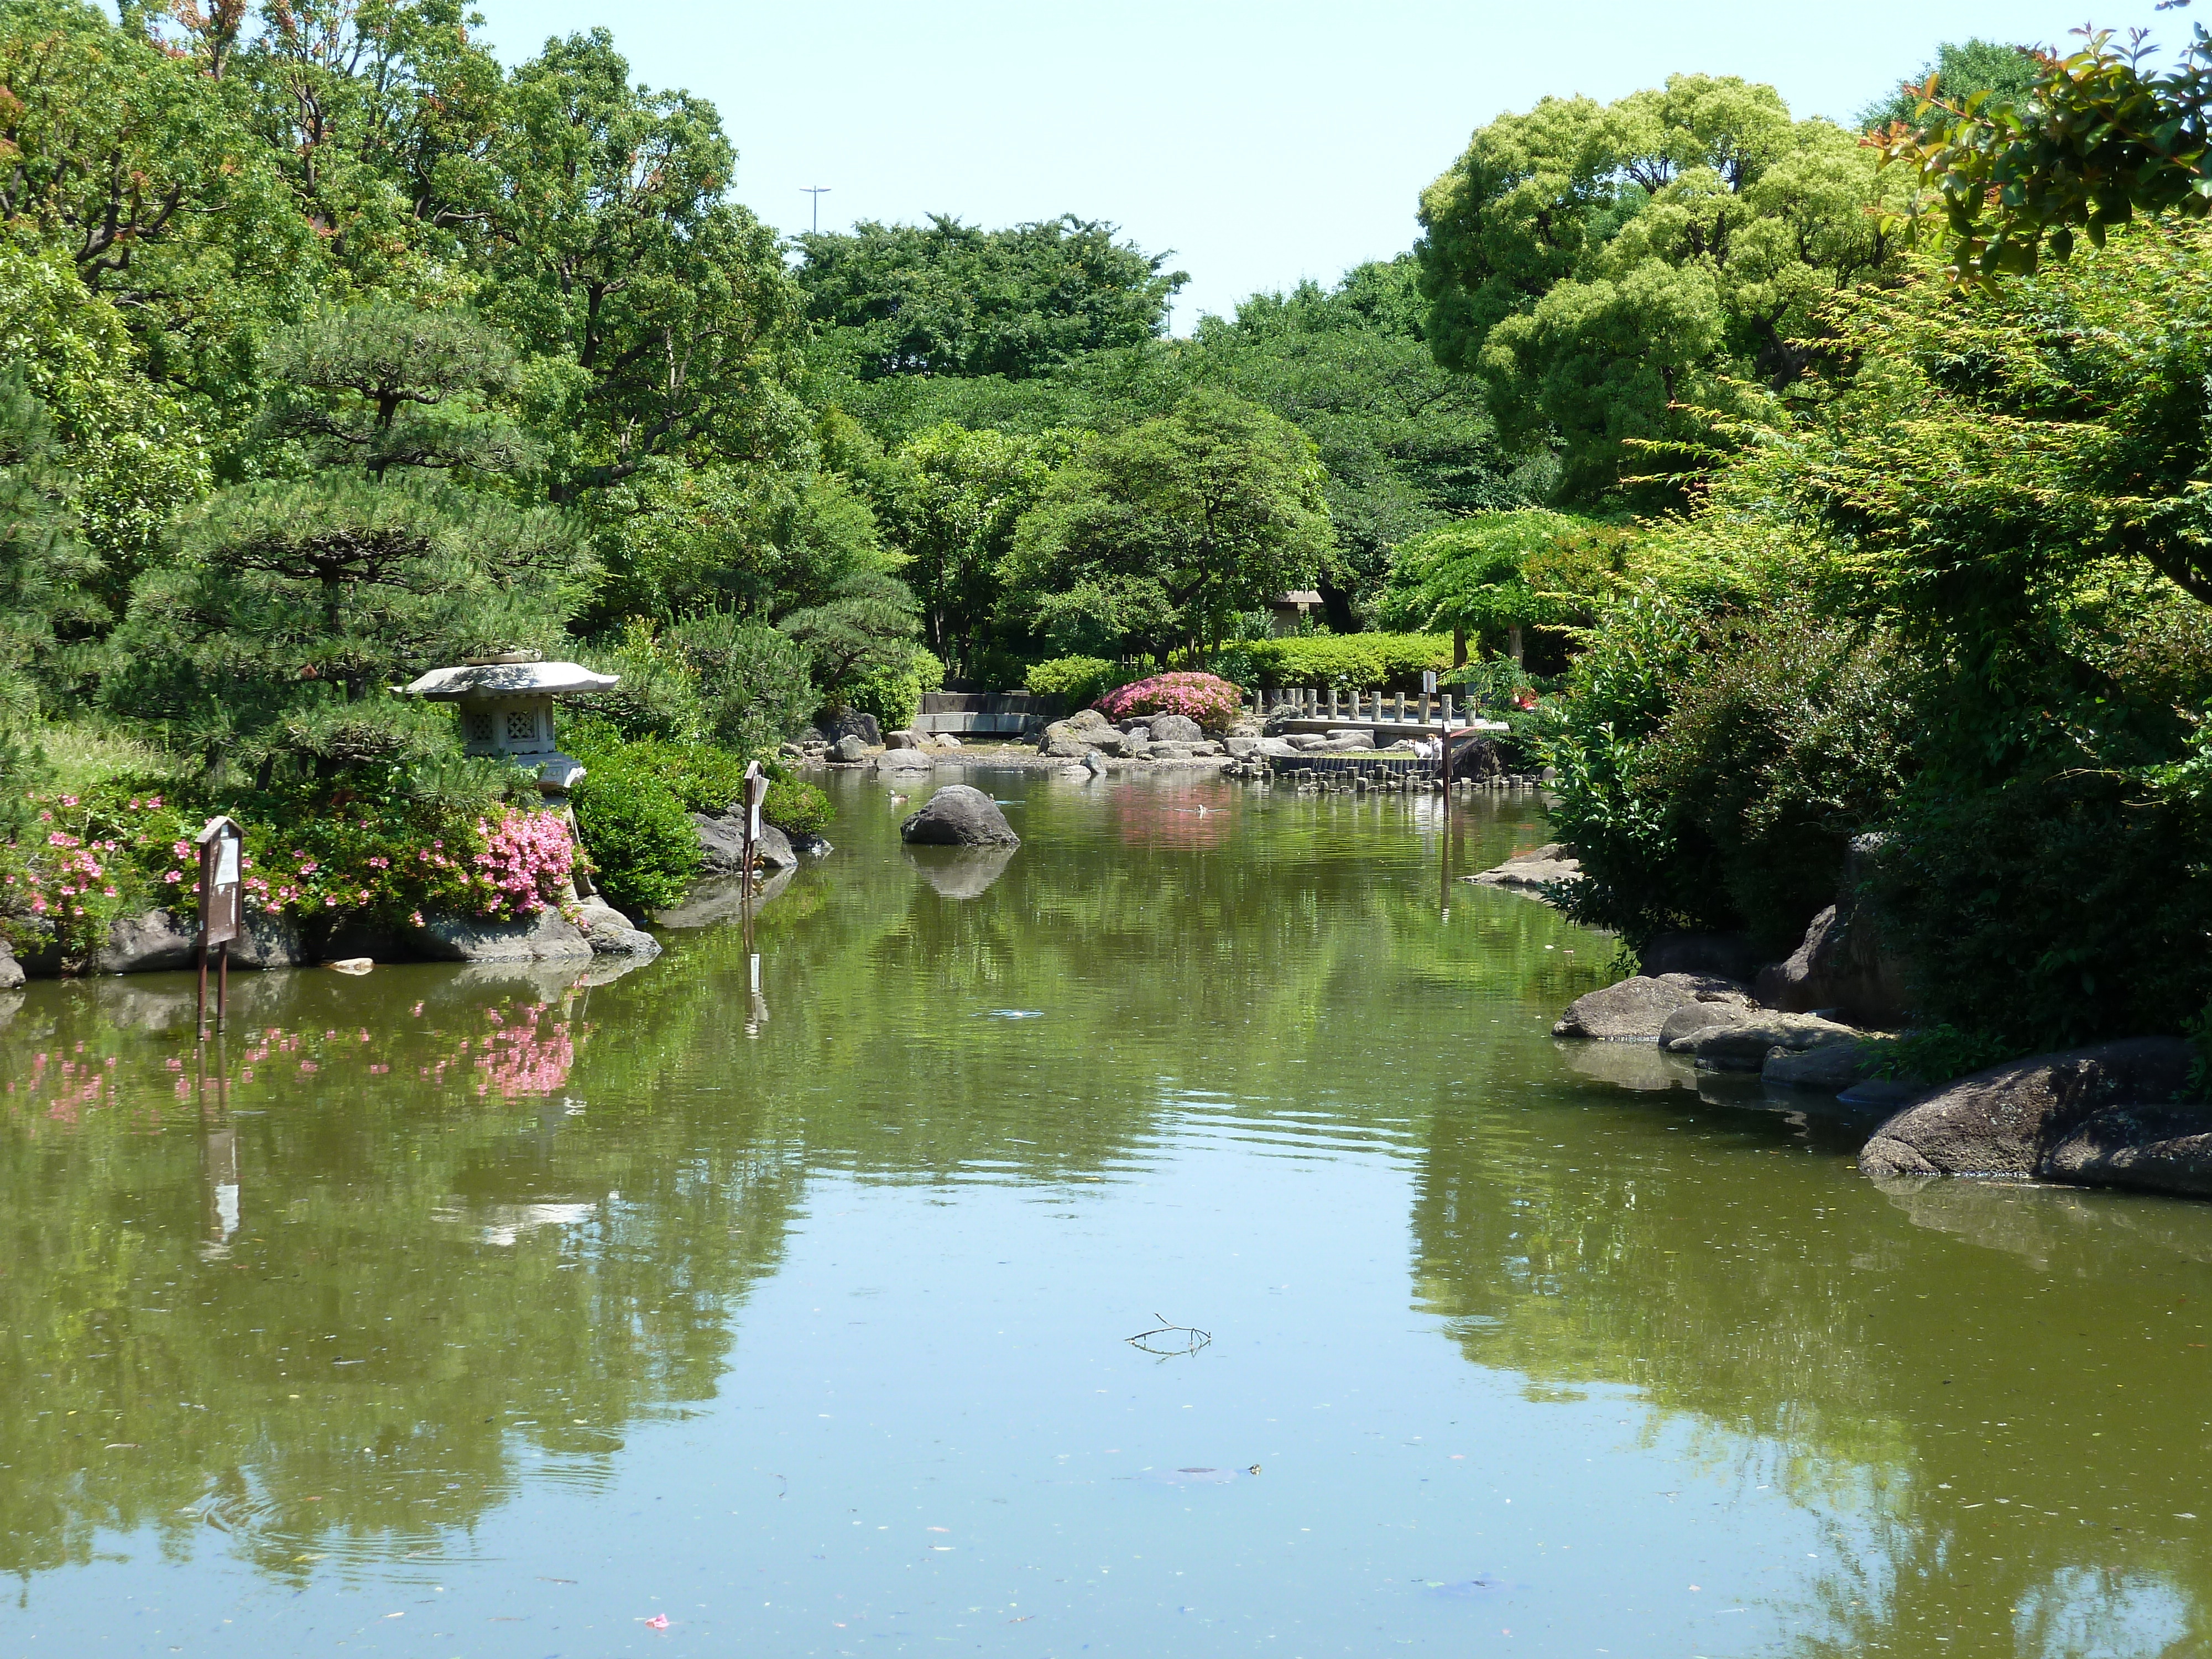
1416, 74, 1908, 502
1002, 391, 1333, 664
1855, 38, 2041, 132
795, 215, 1186, 380
877, 424, 1066, 680
106, 302, 580, 780
1380, 510, 1631, 666
487, 30, 806, 500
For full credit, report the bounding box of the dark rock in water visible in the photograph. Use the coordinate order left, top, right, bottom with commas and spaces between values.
1552, 973, 1751, 1041
901, 785, 1020, 847
93, 909, 197, 974
1692, 1012, 1860, 1073
1659, 1000, 1747, 1053
1084, 750, 1110, 775
1642, 931, 1763, 982
1858, 1037, 2196, 1180
572, 896, 661, 958
787, 831, 833, 857
406, 907, 595, 964
231, 912, 311, 969
1468, 843, 1582, 898
693, 813, 796, 875
904, 844, 1016, 899
820, 708, 882, 747
1446, 734, 1507, 782
2047, 1104, 2212, 1198
1836, 1077, 1924, 1111
1762, 1037, 1876, 1091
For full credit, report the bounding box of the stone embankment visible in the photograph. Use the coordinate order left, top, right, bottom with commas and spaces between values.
1511, 838, 2212, 1201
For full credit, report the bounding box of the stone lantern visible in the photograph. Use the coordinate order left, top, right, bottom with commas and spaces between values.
398, 652, 617, 796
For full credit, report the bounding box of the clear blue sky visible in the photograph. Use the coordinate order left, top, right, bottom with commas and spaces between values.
468, 0, 2177, 330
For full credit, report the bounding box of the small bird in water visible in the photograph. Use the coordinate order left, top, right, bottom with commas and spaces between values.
889, 793, 909, 805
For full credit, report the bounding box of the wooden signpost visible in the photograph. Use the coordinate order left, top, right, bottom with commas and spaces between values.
195, 816, 244, 1040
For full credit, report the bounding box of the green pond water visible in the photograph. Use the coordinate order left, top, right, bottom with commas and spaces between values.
3, 766, 2210, 1658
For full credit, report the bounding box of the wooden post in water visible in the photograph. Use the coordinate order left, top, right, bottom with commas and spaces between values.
194, 817, 243, 1041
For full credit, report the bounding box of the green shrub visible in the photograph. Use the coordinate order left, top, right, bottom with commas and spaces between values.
1868, 765, 2212, 1050
1868, 1025, 2021, 1085
1222, 633, 1455, 691
665, 612, 817, 753
1022, 654, 1119, 706
845, 646, 946, 733
568, 749, 702, 914
1547, 591, 1914, 950
763, 773, 832, 837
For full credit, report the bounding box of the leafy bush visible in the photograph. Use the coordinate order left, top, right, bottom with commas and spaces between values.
1095, 672, 1244, 729
1868, 1025, 2022, 1085
1866, 765, 2212, 1050
1223, 633, 1454, 691
844, 646, 946, 733
665, 612, 817, 753
567, 747, 702, 914
764, 771, 832, 837
1547, 591, 1914, 950
1022, 654, 1119, 706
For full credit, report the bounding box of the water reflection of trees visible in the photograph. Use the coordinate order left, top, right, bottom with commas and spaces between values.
0, 776, 1593, 1585
1410, 1100, 2212, 1656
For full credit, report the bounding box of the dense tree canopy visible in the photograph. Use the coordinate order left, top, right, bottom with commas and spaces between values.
1002, 391, 1333, 664
1416, 74, 1909, 502
793, 215, 1186, 380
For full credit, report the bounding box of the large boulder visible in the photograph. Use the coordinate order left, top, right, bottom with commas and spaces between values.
1323, 728, 1376, 750
1763, 1039, 1877, 1092
232, 912, 311, 969
407, 907, 595, 964
95, 909, 197, 974
886, 728, 922, 749
1285, 733, 1331, 752
900, 784, 1021, 847
1754, 835, 1913, 1026
693, 813, 797, 875
1858, 1038, 2197, 1180
573, 896, 662, 958
2046, 1104, 2212, 1198
1552, 973, 1751, 1041
820, 708, 883, 747
0, 942, 23, 990
1658, 1000, 1749, 1053
832, 733, 869, 763
876, 747, 936, 773
1224, 736, 1261, 760
1468, 843, 1582, 896
1692, 1011, 1861, 1073
1148, 713, 1202, 744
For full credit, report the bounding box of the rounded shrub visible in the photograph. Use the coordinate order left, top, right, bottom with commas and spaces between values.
1094, 672, 1244, 731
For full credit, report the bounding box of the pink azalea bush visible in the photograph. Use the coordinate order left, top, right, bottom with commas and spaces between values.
1093, 672, 1245, 732
1, 783, 578, 969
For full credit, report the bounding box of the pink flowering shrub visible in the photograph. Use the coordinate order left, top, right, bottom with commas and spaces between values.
1094, 672, 1245, 731
0, 781, 578, 969
472, 810, 576, 918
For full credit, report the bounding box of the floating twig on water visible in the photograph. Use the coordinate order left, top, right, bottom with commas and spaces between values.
1126, 1314, 1212, 1356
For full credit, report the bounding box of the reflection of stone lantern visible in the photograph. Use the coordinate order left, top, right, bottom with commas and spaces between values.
398, 653, 617, 797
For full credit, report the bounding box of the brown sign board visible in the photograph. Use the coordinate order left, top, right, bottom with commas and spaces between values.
196, 816, 244, 947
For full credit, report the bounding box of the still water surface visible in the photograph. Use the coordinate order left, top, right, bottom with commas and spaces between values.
3, 768, 2210, 1657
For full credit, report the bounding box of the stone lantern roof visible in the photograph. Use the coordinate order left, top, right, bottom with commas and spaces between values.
398, 657, 618, 700
397, 652, 617, 796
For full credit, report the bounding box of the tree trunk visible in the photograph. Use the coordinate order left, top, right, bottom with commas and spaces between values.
1452, 628, 1467, 668
1507, 623, 1524, 665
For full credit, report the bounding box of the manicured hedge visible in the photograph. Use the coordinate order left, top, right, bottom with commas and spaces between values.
1217, 634, 1455, 691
